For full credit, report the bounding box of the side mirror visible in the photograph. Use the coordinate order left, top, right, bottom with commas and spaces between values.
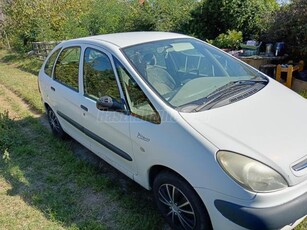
96, 96, 124, 111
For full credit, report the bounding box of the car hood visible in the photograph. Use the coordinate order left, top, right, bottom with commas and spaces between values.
180, 80, 307, 185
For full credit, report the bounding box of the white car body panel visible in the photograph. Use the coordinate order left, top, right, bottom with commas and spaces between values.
38, 32, 307, 230
180, 79, 307, 185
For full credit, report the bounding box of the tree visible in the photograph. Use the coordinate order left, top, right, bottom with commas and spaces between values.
1, 0, 90, 51
187, 0, 278, 40
131, 0, 199, 32
81, 0, 134, 35
262, 0, 307, 61
2, 0, 42, 51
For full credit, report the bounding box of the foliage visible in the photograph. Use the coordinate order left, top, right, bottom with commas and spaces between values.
0, 0, 304, 64
207, 30, 243, 49
134, 0, 199, 32
300, 90, 307, 99
1, 0, 38, 51
262, 0, 307, 62
187, 0, 278, 40
81, 0, 133, 35
34, 0, 90, 41
1, 0, 199, 52
1, 0, 90, 51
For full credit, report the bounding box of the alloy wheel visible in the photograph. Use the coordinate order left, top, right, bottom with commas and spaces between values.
158, 183, 196, 230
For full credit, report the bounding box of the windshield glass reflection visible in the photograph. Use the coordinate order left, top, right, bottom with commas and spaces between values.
122, 38, 267, 109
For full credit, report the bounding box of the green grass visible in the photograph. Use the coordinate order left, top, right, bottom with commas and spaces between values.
0, 110, 163, 230
0, 49, 164, 229
0, 51, 44, 113
0, 49, 42, 75
300, 90, 307, 98
0, 49, 306, 229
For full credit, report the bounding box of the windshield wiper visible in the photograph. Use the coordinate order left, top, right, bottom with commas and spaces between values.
207, 79, 267, 99
192, 79, 267, 112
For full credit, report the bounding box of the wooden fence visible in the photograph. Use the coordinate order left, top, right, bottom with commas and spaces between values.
31, 41, 60, 59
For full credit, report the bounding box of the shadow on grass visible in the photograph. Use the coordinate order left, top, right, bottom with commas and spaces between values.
0, 114, 165, 229
17, 62, 41, 76
1, 53, 23, 63
0, 53, 42, 76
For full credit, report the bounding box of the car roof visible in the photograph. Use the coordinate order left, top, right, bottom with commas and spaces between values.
72, 32, 190, 48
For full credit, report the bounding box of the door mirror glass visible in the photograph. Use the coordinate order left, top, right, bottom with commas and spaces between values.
96, 96, 124, 111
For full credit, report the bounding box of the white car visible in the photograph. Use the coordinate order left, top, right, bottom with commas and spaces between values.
38, 32, 307, 230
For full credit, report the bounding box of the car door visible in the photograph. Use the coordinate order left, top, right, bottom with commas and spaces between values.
78, 46, 136, 177
51, 45, 85, 140
39, 47, 62, 110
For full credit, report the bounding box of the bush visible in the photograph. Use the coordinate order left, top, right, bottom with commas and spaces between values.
1, 0, 199, 52
187, 0, 278, 40
207, 30, 243, 50
129, 0, 198, 32
1, 0, 91, 52
262, 0, 307, 62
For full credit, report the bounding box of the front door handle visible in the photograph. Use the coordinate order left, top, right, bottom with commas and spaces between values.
51, 86, 55, 91
80, 105, 88, 112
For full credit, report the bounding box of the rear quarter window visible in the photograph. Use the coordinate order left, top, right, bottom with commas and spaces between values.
54, 47, 81, 91
44, 48, 61, 77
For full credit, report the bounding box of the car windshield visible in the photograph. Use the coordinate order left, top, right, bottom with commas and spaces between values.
122, 38, 268, 111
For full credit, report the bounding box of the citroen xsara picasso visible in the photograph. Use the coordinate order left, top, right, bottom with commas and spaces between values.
38, 32, 307, 230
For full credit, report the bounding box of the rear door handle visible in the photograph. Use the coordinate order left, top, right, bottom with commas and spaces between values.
51, 86, 55, 91
80, 105, 88, 112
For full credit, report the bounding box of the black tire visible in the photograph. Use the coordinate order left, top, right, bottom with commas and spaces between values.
47, 107, 66, 139
153, 171, 212, 230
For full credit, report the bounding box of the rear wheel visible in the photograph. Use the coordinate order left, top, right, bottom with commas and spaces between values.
47, 107, 66, 138
153, 171, 212, 230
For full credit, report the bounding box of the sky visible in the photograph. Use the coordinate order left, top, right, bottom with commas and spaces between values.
277, 0, 291, 5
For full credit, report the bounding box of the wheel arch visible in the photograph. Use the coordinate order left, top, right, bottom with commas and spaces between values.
44, 102, 51, 112
149, 165, 192, 190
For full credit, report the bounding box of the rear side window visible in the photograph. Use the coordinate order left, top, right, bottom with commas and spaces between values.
83, 48, 121, 101
44, 48, 61, 77
54, 47, 81, 91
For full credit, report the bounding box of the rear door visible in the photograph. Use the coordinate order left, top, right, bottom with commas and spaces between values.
50, 45, 84, 139
39, 47, 62, 109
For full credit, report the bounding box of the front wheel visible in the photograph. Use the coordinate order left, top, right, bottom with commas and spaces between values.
153, 171, 212, 230
47, 107, 66, 138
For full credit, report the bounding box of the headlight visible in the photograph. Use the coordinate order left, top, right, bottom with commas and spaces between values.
217, 151, 288, 193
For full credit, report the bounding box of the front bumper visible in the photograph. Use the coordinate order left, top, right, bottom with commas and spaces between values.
196, 178, 307, 230
214, 191, 307, 230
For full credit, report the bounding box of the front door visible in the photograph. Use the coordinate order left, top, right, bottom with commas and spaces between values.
78, 46, 135, 177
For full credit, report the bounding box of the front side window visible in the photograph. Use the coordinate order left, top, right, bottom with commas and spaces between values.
83, 48, 121, 102
122, 38, 268, 112
115, 59, 160, 124
44, 48, 61, 77
54, 47, 80, 90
